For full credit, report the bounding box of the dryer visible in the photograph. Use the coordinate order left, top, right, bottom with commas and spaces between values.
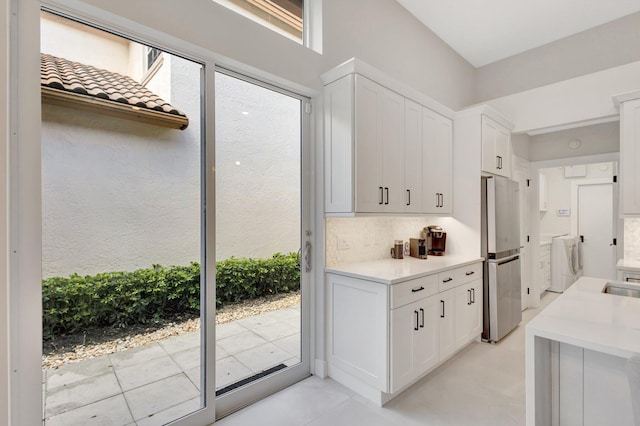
549, 235, 581, 293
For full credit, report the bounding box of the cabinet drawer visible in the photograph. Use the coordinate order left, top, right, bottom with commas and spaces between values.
391, 275, 438, 309
438, 270, 457, 292
622, 272, 640, 283
455, 263, 482, 285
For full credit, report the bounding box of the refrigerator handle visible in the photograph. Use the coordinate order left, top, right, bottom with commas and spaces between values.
496, 255, 520, 266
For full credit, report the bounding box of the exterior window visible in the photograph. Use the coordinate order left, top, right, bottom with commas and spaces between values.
214, 0, 304, 43
146, 46, 162, 70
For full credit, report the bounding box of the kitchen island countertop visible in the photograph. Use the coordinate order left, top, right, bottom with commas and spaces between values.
526, 276, 640, 359
325, 255, 484, 285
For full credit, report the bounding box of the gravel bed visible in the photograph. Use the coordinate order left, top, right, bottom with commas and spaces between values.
43, 291, 300, 370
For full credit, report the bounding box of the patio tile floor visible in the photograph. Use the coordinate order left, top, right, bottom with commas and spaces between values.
43, 306, 301, 425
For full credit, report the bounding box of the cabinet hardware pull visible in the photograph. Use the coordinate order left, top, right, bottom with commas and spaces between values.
420, 308, 424, 328
471, 288, 475, 304
406, 189, 410, 206
442, 277, 453, 283
385, 187, 389, 205
496, 155, 500, 169
626, 277, 640, 283
440, 193, 444, 207
440, 300, 445, 318
434, 192, 439, 207
467, 289, 472, 305
414, 310, 419, 331
465, 271, 475, 276
411, 286, 425, 293
379, 187, 383, 205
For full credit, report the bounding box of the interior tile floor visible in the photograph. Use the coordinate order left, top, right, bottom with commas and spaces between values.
43, 306, 301, 425
217, 292, 559, 426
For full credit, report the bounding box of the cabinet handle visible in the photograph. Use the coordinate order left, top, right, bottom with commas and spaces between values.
379, 187, 383, 205
434, 192, 439, 208
496, 155, 500, 169
385, 187, 389, 205
626, 277, 640, 283
414, 310, 419, 331
420, 308, 424, 328
467, 289, 472, 305
440, 300, 445, 318
439, 193, 444, 208
465, 271, 475, 276
471, 287, 475, 304
406, 189, 410, 206
411, 286, 425, 293
442, 277, 453, 283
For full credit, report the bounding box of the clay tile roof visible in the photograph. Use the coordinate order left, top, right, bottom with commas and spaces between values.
40, 53, 188, 121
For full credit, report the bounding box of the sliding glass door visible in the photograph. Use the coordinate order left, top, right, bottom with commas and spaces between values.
213, 69, 311, 418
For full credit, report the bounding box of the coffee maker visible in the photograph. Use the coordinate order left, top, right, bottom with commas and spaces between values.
425, 225, 446, 256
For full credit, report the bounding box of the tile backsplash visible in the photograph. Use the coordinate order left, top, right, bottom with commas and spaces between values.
325, 216, 465, 267
624, 218, 640, 260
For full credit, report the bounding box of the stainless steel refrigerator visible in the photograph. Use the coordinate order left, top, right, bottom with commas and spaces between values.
481, 176, 522, 343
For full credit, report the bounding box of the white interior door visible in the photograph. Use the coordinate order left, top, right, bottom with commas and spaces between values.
578, 183, 614, 279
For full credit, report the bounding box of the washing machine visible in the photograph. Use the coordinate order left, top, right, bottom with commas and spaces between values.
548, 235, 582, 293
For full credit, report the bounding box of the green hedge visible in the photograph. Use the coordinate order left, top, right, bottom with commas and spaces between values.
42, 252, 300, 339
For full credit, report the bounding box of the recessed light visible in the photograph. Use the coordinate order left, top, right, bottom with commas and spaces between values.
235, 161, 241, 166
241, 111, 249, 115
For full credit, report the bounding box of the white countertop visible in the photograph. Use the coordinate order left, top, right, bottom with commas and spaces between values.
617, 258, 640, 272
325, 255, 484, 284
527, 276, 640, 359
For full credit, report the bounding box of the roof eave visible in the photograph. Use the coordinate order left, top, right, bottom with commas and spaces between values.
41, 86, 189, 130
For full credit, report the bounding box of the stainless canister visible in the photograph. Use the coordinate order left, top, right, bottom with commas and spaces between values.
391, 240, 404, 259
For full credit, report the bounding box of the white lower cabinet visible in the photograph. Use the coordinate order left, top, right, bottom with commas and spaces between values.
454, 280, 483, 350
327, 261, 483, 405
391, 294, 439, 393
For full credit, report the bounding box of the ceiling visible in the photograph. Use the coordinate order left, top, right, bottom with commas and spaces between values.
396, 0, 640, 68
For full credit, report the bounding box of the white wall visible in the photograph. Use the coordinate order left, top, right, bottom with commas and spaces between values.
77, 0, 476, 110
529, 122, 619, 162
475, 12, 640, 103
539, 163, 614, 238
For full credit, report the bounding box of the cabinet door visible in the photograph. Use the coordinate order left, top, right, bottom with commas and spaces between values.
404, 99, 423, 213
438, 288, 456, 360
481, 115, 498, 175
422, 108, 453, 214
380, 87, 405, 211
355, 75, 384, 212
468, 280, 483, 339
390, 302, 419, 393
621, 99, 640, 214
454, 283, 473, 349
416, 295, 439, 375
495, 123, 511, 177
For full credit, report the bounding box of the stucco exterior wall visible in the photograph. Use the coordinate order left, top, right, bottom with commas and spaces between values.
215, 72, 301, 261
41, 11, 130, 75
41, 22, 302, 277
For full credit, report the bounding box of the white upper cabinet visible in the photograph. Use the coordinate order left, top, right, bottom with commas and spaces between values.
422, 107, 453, 213
481, 115, 512, 178
323, 62, 455, 215
404, 99, 423, 213
619, 97, 640, 215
